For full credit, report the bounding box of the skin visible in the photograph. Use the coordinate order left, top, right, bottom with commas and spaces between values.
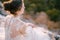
9, 0, 26, 38
16, 0, 25, 16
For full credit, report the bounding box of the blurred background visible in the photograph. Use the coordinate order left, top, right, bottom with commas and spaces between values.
0, 0, 60, 40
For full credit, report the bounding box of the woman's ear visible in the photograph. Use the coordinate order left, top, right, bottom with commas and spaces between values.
14, 0, 25, 16
15, 0, 25, 15
20, 0, 25, 14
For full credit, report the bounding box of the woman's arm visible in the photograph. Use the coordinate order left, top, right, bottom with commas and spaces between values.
51, 34, 56, 40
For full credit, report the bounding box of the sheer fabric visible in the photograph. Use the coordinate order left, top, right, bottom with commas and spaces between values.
4, 15, 52, 40
4, 15, 34, 40
5, 15, 26, 40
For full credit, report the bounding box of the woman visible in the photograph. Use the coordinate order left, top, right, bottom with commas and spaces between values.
3, 0, 54, 40
3, 0, 36, 40
4, 0, 28, 40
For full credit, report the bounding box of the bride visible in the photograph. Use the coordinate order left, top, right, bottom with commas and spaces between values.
3, 0, 55, 40
4, 0, 27, 40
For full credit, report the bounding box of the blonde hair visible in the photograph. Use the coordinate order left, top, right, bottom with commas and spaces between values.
3, 0, 12, 4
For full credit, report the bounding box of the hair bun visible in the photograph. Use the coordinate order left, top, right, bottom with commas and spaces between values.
4, 3, 10, 11
4, 0, 22, 15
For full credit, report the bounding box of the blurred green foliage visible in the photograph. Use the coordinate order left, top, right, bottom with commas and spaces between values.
46, 9, 60, 22
0, 0, 60, 22
24, 0, 60, 22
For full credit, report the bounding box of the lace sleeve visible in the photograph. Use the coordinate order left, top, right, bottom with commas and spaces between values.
9, 17, 27, 36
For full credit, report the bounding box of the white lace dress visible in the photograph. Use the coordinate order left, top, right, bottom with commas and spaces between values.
4, 15, 52, 40
4, 15, 24, 40
4, 15, 33, 40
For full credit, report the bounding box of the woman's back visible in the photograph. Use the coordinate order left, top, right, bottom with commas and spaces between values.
4, 15, 54, 40
5, 15, 27, 40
